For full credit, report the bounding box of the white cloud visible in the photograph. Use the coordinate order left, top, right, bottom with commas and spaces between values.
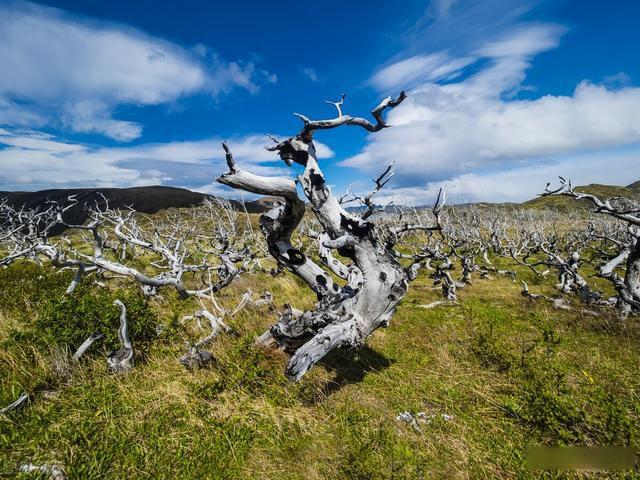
343, 22, 640, 201
300, 67, 320, 83
0, 129, 84, 152
475, 23, 565, 58
61, 101, 142, 142
0, 5, 203, 103
0, 128, 334, 194
0, 2, 275, 141
206, 57, 264, 95
0, 97, 46, 127
373, 148, 640, 206
370, 52, 474, 91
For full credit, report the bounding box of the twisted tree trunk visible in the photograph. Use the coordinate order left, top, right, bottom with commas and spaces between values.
621, 241, 640, 316
106, 300, 134, 372
218, 92, 440, 380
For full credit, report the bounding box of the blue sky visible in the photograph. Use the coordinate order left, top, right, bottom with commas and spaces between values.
0, 0, 639, 204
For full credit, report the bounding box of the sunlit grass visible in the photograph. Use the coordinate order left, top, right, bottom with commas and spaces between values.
1, 257, 639, 478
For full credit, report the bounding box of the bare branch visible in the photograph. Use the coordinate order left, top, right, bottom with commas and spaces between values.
107, 300, 134, 372
72, 332, 104, 361
294, 91, 407, 138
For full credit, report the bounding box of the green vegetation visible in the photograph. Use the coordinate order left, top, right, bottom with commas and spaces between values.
1, 257, 638, 479
522, 183, 640, 211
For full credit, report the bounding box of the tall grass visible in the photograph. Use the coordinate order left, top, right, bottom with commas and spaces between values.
1, 259, 639, 478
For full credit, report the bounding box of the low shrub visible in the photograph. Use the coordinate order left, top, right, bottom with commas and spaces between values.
36, 283, 157, 352
0, 261, 157, 352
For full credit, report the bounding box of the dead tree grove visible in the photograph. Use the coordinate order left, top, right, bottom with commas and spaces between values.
543, 178, 640, 317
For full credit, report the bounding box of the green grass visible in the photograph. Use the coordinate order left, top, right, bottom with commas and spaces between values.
521, 183, 640, 211
1, 261, 639, 479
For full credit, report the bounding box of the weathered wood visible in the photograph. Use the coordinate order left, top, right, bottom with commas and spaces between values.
19, 463, 67, 480
179, 348, 215, 370
72, 332, 104, 361
0, 196, 252, 300
1, 392, 29, 413
106, 300, 134, 372
217, 92, 445, 380
543, 178, 640, 316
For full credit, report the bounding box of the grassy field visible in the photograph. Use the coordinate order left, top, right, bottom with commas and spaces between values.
1, 257, 639, 479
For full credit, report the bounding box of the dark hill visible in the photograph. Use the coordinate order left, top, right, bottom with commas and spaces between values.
627, 180, 640, 193
0, 186, 266, 227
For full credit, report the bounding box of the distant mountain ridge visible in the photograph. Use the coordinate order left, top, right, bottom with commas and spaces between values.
627, 180, 640, 192
2, 181, 638, 223
0, 186, 266, 227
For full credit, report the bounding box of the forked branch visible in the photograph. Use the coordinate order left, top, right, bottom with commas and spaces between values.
293, 91, 407, 139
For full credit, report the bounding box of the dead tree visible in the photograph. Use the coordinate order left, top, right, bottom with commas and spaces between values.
460, 207, 516, 280
543, 178, 640, 317
0, 196, 253, 300
69, 197, 251, 299
217, 92, 444, 380
179, 290, 270, 369
2, 196, 262, 373
382, 203, 457, 301
521, 280, 600, 316
106, 300, 134, 372
0, 200, 99, 292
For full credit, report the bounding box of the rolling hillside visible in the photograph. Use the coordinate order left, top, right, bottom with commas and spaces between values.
520, 181, 640, 211
2, 180, 638, 224
0, 186, 266, 226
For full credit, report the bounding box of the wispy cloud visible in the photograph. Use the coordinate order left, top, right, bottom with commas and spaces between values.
370, 52, 474, 91
299, 66, 320, 83
475, 23, 565, 58
0, 1, 276, 141
61, 101, 142, 142
428, 0, 458, 21
343, 17, 640, 203
0, 128, 334, 195
372, 148, 640, 206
